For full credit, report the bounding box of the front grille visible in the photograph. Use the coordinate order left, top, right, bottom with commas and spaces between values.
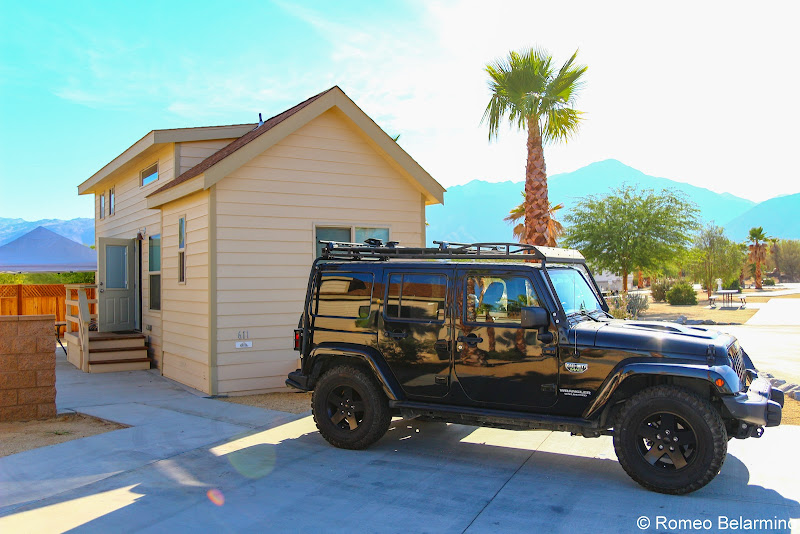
728, 343, 747, 390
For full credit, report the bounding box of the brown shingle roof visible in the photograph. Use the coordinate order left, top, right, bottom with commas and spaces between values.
148, 86, 337, 196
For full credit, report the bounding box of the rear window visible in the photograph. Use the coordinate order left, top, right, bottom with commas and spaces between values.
385, 273, 447, 322
315, 272, 374, 318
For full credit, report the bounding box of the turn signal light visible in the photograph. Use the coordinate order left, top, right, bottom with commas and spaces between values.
293, 329, 302, 351
714, 378, 725, 388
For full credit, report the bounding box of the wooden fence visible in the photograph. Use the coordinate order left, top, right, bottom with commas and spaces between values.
0, 284, 85, 336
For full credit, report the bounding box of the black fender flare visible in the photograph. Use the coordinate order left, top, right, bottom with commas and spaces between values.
308, 342, 404, 401
583, 362, 735, 421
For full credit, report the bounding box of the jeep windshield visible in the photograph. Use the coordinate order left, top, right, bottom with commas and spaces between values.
547, 266, 605, 317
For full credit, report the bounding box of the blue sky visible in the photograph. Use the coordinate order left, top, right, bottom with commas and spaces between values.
1, 0, 798, 220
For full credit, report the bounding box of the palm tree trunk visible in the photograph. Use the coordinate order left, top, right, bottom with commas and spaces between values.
755, 260, 762, 289
524, 117, 550, 247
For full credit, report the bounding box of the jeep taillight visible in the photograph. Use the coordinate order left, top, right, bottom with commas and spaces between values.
294, 329, 302, 351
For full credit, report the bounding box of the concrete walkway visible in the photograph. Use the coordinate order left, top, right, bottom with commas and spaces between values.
1, 351, 799, 532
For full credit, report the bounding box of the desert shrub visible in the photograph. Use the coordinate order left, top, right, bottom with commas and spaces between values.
650, 278, 673, 302
724, 278, 741, 292
666, 280, 698, 305
608, 292, 649, 319
763, 277, 776, 286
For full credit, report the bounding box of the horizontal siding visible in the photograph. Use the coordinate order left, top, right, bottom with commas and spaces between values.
178, 139, 234, 174
214, 108, 424, 394
161, 190, 210, 393
95, 144, 175, 365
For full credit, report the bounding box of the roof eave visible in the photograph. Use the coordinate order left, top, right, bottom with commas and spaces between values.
146, 174, 206, 209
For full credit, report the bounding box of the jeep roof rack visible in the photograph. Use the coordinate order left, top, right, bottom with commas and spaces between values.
317, 239, 585, 264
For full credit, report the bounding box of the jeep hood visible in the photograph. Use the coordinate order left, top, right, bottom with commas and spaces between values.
570, 319, 734, 357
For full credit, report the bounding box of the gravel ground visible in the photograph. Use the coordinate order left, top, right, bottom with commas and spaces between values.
0, 413, 126, 457
781, 397, 800, 426
219, 391, 313, 414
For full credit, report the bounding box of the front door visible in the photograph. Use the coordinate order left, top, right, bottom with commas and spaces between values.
98, 237, 136, 332
379, 269, 452, 398
453, 268, 558, 409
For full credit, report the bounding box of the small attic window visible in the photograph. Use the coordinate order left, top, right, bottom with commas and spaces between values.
141, 163, 159, 187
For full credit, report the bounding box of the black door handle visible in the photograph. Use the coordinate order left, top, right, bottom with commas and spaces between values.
457, 334, 483, 346
434, 339, 450, 352
384, 330, 408, 339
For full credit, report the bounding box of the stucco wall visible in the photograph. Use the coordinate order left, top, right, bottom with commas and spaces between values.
0, 315, 57, 421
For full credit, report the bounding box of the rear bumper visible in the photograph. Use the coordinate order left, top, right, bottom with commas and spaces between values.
721, 375, 782, 428
286, 370, 311, 391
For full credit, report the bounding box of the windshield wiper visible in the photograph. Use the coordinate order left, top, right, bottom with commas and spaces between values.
580, 309, 602, 322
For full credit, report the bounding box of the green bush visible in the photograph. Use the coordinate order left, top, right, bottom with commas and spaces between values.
724, 278, 741, 293
608, 292, 649, 319
763, 278, 776, 286
666, 281, 698, 305
626, 292, 649, 318
650, 278, 673, 302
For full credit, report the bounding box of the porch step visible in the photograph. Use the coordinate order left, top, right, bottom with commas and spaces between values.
88, 348, 149, 362
88, 359, 152, 373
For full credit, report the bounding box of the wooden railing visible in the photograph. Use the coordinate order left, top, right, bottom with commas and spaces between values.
65, 284, 97, 372
0, 284, 68, 335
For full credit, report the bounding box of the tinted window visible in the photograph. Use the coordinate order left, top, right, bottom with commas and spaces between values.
466, 275, 539, 324
385, 273, 447, 322
316, 272, 374, 318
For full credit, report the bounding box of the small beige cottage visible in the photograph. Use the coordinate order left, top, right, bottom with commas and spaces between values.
75, 86, 445, 395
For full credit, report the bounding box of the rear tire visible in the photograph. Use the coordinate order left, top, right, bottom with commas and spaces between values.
312, 365, 391, 450
613, 385, 727, 495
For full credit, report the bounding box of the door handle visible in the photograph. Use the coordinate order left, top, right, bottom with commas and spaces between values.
457, 334, 483, 346
434, 339, 450, 352
384, 330, 408, 340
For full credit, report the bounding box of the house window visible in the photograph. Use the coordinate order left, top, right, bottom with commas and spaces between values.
149, 235, 161, 311
109, 187, 115, 216
178, 217, 186, 283
141, 163, 158, 187
315, 226, 390, 258
99, 193, 105, 220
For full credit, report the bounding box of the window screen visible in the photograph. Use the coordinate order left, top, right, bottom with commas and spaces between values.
385, 273, 447, 322
315, 272, 374, 318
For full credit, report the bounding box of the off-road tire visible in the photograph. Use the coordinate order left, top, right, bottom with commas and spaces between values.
613, 385, 727, 495
312, 365, 391, 450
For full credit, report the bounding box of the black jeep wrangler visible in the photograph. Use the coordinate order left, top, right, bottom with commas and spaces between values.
287, 241, 783, 494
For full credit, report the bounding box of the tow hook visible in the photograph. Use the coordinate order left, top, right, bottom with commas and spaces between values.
736, 422, 764, 439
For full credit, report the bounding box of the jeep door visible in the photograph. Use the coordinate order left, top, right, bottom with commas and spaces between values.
453, 268, 558, 409
378, 269, 453, 399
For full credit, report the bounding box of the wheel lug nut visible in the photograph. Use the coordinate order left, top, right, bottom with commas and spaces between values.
673, 437, 678, 442
665, 430, 670, 435
669, 446, 675, 451
656, 434, 661, 440
658, 445, 664, 450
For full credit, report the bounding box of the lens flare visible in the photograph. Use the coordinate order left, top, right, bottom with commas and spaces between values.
207, 488, 225, 506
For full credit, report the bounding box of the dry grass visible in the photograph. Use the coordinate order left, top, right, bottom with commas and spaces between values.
780, 397, 800, 426
0, 413, 126, 458
220, 391, 312, 414
641, 297, 757, 324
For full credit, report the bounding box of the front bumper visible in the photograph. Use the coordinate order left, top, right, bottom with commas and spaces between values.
286, 370, 311, 391
721, 375, 783, 428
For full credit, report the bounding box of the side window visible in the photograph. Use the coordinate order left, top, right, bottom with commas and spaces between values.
466, 275, 539, 324
315, 272, 374, 318
385, 273, 447, 322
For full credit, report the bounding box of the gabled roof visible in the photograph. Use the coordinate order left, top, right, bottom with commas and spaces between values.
78, 123, 257, 195
146, 86, 445, 208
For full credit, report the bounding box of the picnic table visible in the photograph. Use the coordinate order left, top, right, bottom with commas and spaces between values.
715, 289, 738, 307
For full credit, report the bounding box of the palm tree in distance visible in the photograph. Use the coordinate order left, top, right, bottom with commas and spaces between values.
504, 192, 564, 246
483, 48, 587, 246
747, 226, 770, 289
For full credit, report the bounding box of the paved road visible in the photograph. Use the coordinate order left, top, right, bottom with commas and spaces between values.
1, 351, 798, 533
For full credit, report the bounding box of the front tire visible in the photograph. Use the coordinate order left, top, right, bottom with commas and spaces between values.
312, 365, 391, 450
613, 385, 727, 495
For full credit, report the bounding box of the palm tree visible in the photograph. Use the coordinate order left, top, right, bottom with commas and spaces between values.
483, 48, 587, 246
747, 227, 770, 289
504, 192, 564, 246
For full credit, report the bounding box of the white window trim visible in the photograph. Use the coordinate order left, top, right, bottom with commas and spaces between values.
140, 162, 159, 188
178, 216, 186, 284
99, 193, 105, 220
312, 223, 392, 257
148, 234, 162, 312
109, 187, 115, 216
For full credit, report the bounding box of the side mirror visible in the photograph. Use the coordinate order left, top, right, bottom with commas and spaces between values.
520, 307, 549, 329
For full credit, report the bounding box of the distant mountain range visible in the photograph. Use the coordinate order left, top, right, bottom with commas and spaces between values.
2, 160, 797, 248
426, 159, 799, 243
0, 217, 94, 246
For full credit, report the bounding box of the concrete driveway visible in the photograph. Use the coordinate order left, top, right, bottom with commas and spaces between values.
1, 352, 799, 533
